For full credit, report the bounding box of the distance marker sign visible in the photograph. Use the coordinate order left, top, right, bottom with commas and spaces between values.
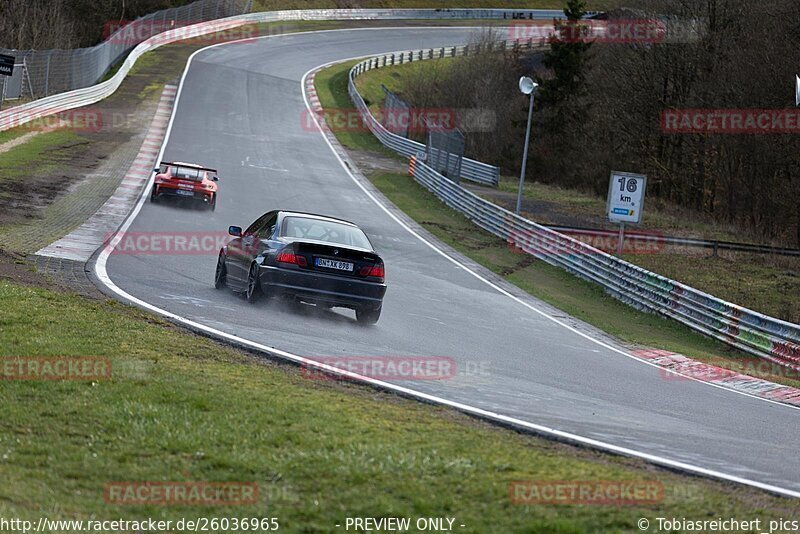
607, 171, 647, 224
0, 54, 14, 77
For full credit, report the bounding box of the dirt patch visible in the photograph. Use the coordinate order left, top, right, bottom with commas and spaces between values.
0, 131, 41, 154
0, 43, 194, 235
347, 148, 407, 174
0, 249, 50, 287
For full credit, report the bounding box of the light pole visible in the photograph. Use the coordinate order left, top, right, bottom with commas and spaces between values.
795, 74, 799, 107
516, 76, 538, 215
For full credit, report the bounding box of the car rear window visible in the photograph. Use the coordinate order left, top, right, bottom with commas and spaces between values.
171, 166, 204, 181
281, 217, 372, 250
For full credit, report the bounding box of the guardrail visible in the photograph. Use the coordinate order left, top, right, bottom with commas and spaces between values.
408, 157, 800, 370
347, 40, 549, 186
0, 14, 252, 132
0, 8, 564, 132
1, 0, 252, 100
546, 225, 800, 258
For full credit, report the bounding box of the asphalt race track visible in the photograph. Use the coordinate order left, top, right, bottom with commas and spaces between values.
101, 27, 800, 494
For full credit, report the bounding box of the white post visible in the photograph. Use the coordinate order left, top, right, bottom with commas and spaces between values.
617, 222, 625, 257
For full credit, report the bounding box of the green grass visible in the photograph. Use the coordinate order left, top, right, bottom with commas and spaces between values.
313, 60, 396, 155
0, 128, 33, 146
0, 129, 86, 180
1, 280, 798, 529
346, 50, 800, 323
355, 59, 454, 113
316, 61, 800, 389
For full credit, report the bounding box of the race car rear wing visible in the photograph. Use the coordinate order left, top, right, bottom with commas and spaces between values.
156, 161, 218, 174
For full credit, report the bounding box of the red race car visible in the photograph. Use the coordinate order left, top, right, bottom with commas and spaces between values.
150, 161, 219, 210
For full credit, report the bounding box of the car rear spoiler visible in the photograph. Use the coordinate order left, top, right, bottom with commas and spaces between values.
158, 161, 219, 174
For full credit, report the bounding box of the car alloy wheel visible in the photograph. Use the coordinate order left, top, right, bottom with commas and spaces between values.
246, 263, 260, 303
214, 252, 227, 289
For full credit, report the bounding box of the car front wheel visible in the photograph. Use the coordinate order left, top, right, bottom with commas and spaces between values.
214, 252, 227, 289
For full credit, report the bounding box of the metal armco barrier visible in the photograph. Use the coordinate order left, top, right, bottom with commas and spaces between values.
409, 160, 800, 370
2, 0, 252, 99
546, 225, 800, 258
0, 7, 563, 131
347, 39, 549, 186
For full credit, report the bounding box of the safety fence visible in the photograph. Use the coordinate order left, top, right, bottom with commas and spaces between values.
1, 0, 252, 99
1, 6, 564, 101
0, 8, 563, 133
348, 40, 549, 186
408, 157, 800, 370
3, 5, 794, 369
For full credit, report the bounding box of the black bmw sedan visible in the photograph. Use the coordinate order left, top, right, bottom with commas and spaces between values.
214, 210, 386, 324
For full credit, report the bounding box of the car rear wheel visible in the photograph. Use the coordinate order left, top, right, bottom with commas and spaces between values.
150, 186, 159, 203
209, 195, 216, 211
214, 252, 227, 289
246, 263, 261, 303
356, 305, 381, 325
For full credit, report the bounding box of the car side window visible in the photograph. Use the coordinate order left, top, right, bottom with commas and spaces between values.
245, 212, 273, 236
260, 214, 278, 239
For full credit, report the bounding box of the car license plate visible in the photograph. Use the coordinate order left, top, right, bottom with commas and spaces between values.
315, 258, 353, 271
176, 190, 194, 196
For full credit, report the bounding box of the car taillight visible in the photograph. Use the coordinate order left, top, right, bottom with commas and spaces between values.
359, 263, 385, 281
277, 251, 307, 267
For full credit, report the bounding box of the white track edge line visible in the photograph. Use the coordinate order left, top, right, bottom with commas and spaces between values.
91, 28, 800, 499
302, 57, 800, 412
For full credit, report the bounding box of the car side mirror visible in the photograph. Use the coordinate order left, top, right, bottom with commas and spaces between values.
153, 168, 160, 173
228, 226, 242, 237
212, 175, 219, 181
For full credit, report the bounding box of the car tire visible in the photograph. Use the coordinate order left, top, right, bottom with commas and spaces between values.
245, 263, 261, 303
214, 251, 227, 289
210, 195, 216, 211
356, 305, 381, 325
150, 186, 159, 203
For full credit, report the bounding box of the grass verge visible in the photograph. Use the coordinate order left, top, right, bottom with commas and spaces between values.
0, 130, 85, 181
316, 60, 800, 389
1, 279, 798, 529
338, 51, 800, 323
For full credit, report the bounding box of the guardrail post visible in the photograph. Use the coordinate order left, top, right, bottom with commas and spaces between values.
44, 52, 52, 97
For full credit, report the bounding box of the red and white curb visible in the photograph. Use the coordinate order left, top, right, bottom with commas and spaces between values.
305, 61, 800, 410
305, 70, 323, 112
633, 349, 800, 407
37, 85, 177, 262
